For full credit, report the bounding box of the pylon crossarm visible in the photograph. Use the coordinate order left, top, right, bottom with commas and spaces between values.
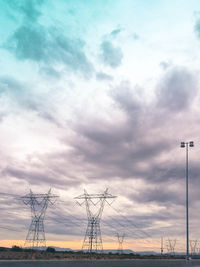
75, 194, 117, 200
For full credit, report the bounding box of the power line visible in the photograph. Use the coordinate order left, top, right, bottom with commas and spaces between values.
108, 204, 152, 238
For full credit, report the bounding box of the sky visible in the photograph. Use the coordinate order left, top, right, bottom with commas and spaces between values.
1, 0, 200, 253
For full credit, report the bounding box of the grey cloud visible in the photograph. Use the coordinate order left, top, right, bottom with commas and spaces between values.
100, 41, 123, 68
57, 68, 199, 189
96, 72, 113, 81
68, 114, 174, 182
52, 33, 93, 77
111, 81, 142, 116
194, 18, 200, 39
132, 185, 183, 205
0, 76, 59, 124
156, 67, 198, 112
102, 206, 186, 239
2, 161, 81, 188
52, 77, 176, 185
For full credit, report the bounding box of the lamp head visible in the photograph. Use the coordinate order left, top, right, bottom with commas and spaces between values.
189, 141, 194, 147
180, 142, 185, 148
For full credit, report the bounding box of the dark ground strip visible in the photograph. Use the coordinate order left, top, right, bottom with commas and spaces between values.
0, 260, 199, 267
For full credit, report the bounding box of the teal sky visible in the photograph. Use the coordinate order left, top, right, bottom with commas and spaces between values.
1, 0, 200, 252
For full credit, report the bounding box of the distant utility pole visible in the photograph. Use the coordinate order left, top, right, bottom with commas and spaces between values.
75, 189, 116, 254
117, 233, 125, 254
161, 237, 164, 255
22, 189, 58, 250
180, 141, 194, 260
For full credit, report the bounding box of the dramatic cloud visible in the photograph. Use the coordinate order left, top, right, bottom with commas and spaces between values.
111, 81, 143, 117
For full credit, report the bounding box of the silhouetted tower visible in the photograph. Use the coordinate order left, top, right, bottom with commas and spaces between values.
167, 239, 176, 256
196, 241, 200, 254
75, 189, 116, 253
166, 242, 170, 254
190, 240, 198, 255
22, 189, 58, 249
117, 233, 125, 254
161, 237, 164, 255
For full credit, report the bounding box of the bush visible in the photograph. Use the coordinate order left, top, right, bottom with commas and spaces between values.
46, 247, 56, 253
11, 245, 23, 252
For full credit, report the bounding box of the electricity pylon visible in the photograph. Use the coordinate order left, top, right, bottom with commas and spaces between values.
22, 189, 58, 250
75, 189, 116, 253
190, 240, 198, 255
117, 233, 125, 254
166, 239, 176, 256
196, 241, 200, 254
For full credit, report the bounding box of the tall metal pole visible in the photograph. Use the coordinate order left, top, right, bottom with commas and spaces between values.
186, 142, 189, 260
181, 141, 194, 260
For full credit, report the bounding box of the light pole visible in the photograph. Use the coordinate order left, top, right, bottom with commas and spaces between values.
180, 141, 194, 260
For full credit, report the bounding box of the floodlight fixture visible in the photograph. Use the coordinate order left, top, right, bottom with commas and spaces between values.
189, 141, 194, 147
181, 142, 185, 148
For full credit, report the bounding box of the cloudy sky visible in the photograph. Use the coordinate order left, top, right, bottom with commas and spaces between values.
1, 0, 200, 253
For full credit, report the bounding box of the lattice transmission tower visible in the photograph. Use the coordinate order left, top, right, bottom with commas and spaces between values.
75, 189, 116, 253
22, 189, 58, 250
196, 241, 200, 254
166, 239, 176, 256
117, 233, 125, 254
